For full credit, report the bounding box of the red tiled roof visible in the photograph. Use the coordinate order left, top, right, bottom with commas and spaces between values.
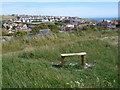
18, 24, 24, 27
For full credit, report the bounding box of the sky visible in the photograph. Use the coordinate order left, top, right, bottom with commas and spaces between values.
1, 1, 119, 18
1, 0, 119, 2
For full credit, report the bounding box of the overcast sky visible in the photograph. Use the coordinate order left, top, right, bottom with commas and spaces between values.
1, 1, 118, 18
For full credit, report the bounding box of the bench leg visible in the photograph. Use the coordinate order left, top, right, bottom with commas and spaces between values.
81, 55, 86, 66
61, 56, 65, 67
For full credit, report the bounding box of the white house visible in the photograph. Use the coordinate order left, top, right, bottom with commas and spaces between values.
23, 24, 28, 29
8, 31, 14, 33
66, 24, 74, 28
8, 25, 13, 30
107, 25, 116, 28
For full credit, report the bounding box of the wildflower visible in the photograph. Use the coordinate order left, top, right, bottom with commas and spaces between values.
66, 83, 69, 84
75, 81, 80, 86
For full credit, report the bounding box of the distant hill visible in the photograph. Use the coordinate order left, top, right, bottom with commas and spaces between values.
81, 18, 97, 23
0, 15, 17, 21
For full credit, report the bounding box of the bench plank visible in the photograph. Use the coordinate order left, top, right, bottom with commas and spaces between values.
61, 52, 86, 56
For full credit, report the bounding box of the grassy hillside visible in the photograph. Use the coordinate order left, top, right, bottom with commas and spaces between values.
81, 18, 97, 23
2, 30, 118, 88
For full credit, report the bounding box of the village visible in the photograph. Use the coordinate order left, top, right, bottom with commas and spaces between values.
1, 14, 119, 37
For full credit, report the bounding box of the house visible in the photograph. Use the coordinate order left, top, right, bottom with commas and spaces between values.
8, 31, 14, 34
110, 20, 120, 25
8, 25, 13, 30
28, 24, 39, 28
12, 23, 18, 26
66, 24, 74, 28
14, 20, 22, 22
62, 19, 71, 23
59, 30, 66, 33
21, 29, 32, 32
97, 20, 119, 28
97, 20, 109, 28
38, 29, 53, 35
22, 24, 28, 29
107, 24, 116, 28
77, 24, 87, 27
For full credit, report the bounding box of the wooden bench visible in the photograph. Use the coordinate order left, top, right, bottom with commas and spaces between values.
61, 52, 87, 67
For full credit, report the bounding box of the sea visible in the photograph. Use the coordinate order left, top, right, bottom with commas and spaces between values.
85, 17, 118, 21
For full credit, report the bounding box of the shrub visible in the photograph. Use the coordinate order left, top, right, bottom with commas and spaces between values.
2, 31, 14, 36
14, 31, 27, 37
31, 25, 49, 34
48, 25, 61, 33
31, 24, 61, 34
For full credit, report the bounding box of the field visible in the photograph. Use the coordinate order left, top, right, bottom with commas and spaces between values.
2, 30, 118, 88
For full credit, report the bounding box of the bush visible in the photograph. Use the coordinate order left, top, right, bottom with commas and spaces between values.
2, 31, 13, 36
48, 25, 61, 33
6, 33, 14, 36
14, 31, 27, 37
2, 31, 6, 36
81, 26, 90, 31
31, 25, 49, 34
54, 22, 64, 26
31, 24, 61, 34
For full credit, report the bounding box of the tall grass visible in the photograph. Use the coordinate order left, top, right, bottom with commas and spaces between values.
2, 30, 118, 88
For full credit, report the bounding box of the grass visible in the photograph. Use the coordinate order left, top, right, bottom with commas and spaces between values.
2, 30, 118, 88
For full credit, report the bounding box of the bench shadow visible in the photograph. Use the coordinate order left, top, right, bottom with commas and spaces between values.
52, 64, 62, 68
52, 63, 82, 69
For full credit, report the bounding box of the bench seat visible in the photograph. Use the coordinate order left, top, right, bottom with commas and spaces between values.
61, 52, 86, 56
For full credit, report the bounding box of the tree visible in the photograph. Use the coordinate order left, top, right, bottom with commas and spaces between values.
6, 26, 10, 30
12, 26, 17, 30
16, 16, 20, 20
116, 24, 120, 28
